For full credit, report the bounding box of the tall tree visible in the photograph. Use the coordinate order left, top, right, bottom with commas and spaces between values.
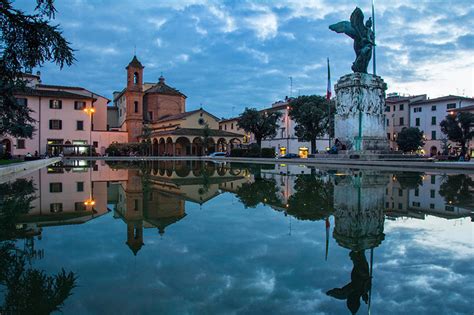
0, 0, 75, 138
396, 127, 425, 153
237, 108, 282, 148
440, 112, 474, 156
289, 95, 334, 154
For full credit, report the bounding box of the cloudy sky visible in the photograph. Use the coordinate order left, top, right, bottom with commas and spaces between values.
17, 0, 474, 118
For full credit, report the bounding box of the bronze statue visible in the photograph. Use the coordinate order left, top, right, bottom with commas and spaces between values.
329, 7, 375, 74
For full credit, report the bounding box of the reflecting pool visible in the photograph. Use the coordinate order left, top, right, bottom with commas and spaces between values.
0, 160, 472, 314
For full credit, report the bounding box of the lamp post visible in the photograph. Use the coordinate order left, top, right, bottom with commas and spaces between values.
83, 106, 95, 157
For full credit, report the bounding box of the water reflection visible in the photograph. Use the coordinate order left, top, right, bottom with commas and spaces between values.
0, 180, 76, 314
1, 160, 473, 313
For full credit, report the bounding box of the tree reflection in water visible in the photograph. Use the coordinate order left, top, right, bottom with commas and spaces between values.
439, 174, 474, 206
0, 179, 77, 314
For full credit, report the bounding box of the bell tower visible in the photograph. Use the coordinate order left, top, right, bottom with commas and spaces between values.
124, 55, 144, 142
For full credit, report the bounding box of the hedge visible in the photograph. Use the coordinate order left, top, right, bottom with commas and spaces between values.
230, 147, 276, 158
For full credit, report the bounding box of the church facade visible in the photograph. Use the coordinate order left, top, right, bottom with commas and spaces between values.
111, 56, 242, 156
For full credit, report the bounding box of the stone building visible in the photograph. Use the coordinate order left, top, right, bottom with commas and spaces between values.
409, 95, 474, 156
111, 56, 243, 155
0, 72, 127, 157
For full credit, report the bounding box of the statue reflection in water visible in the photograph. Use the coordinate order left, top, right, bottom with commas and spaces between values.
326, 171, 388, 314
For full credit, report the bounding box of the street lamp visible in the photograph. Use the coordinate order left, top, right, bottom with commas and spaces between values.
83, 107, 95, 157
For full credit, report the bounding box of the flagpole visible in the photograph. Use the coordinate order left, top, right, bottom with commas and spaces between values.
372, 0, 376, 75
327, 57, 332, 148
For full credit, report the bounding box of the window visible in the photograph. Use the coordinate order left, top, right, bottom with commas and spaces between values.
76, 120, 84, 130
49, 120, 62, 130
430, 203, 435, 209
231, 123, 234, 130
447, 103, 456, 109
224, 125, 227, 130
16, 98, 27, 106
93, 164, 98, 171
17, 139, 25, 149
119, 109, 122, 116
445, 205, 454, 212
415, 118, 420, 126
431, 116, 436, 125
431, 130, 436, 140
393, 105, 396, 111
385, 106, 390, 112
431, 175, 436, 184
398, 203, 403, 210
134, 101, 138, 113
134, 72, 139, 84
399, 117, 404, 126
386, 119, 389, 126
431, 105, 437, 111
74, 101, 86, 110
414, 107, 422, 113
387, 133, 391, 140
50, 203, 63, 213
93, 141, 98, 148
75, 202, 86, 211
219, 125, 222, 130
49, 99, 62, 109
414, 188, 419, 196
398, 189, 403, 197
385, 202, 389, 208
134, 199, 139, 211
430, 189, 435, 198
148, 111, 153, 121
399, 104, 404, 111
412, 202, 420, 207
77, 182, 84, 192
50, 182, 62, 193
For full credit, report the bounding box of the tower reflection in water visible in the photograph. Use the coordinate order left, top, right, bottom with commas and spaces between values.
2, 160, 473, 313
327, 171, 388, 314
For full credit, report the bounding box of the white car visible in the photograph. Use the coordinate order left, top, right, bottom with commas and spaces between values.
208, 152, 227, 158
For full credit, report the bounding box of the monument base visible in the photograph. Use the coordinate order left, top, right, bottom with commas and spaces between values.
334, 73, 389, 152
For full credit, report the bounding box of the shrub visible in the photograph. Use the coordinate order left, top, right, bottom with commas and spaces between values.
105, 143, 141, 156
230, 147, 276, 158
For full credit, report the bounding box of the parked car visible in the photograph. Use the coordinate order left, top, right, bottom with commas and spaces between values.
208, 152, 227, 158
279, 153, 299, 159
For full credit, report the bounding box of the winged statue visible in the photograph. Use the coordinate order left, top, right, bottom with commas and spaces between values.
329, 7, 375, 73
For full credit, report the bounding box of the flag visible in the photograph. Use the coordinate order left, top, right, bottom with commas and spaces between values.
326, 58, 332, 100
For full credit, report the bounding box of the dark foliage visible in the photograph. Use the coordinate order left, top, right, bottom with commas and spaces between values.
396, 127, 425, 152
237, 108, 282, 148
1, 0, 74, 137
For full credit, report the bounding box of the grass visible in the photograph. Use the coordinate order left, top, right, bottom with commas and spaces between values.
0, 159, 23, 166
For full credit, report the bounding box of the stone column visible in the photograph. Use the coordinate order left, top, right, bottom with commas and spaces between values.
334, 73, 388, 152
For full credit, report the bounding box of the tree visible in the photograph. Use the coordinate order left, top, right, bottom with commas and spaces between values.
140, 124, 152, 156
237, 108, 282, 148
286, 173, 334, 220
439, 174, 474, 206
396, 127, 425, 152
440, 112, 474, 156
1, 0, 74, 138
289, 95, 334, 154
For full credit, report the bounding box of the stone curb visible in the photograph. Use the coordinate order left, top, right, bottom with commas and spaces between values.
0, 157, 62, 183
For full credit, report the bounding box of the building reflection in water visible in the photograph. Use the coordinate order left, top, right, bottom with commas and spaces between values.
2, 160, 473, 312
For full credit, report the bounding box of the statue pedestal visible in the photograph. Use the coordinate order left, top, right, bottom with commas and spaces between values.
334, 73, 389, 152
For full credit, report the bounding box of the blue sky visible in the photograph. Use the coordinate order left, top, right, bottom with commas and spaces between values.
17, 0, 474, 118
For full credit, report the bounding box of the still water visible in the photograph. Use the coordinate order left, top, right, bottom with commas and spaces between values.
0, 160, 472, 314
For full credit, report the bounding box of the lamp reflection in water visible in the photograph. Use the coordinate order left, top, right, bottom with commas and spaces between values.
327, 171, 388, 314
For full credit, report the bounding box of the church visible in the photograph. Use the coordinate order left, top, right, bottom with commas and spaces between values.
111, 55, 242, 156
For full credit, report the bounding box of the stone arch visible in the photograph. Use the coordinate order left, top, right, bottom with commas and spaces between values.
230, 138, 242, 150
192, 137, 204, 156
1, 139, 12, 156
166, 137, 173, 156
175, 162, 191, 177
152, 138, 159, 156
158, 138, 165, 156
175, 137, 191, 156
217, 138, 227, 152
